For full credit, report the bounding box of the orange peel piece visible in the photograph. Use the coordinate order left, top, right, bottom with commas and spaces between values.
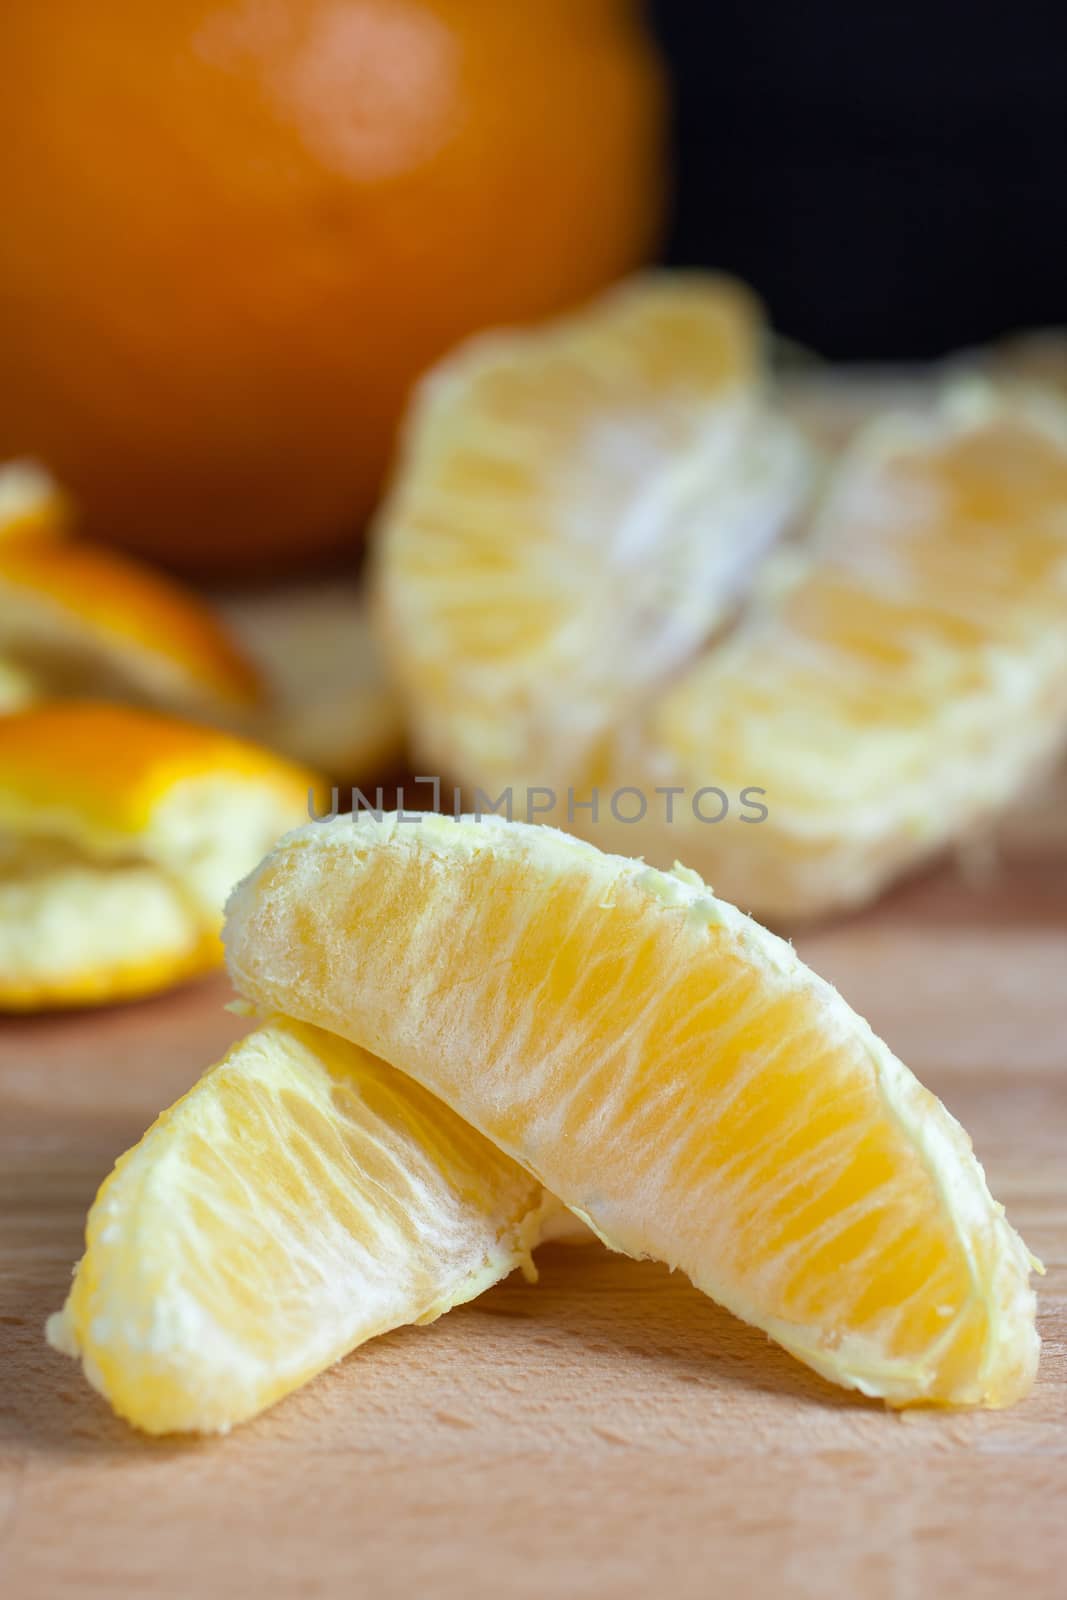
0, 702, 317, 1009
0, 526, 262, 719
0, 460, 397, 773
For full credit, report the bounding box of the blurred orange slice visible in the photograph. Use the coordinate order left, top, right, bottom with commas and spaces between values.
579, 384, 1067, 917
225, 812, 1039, 1409
0, 702, 316, 1008
47, 1015, 550, 1434
376, 274, 813, 791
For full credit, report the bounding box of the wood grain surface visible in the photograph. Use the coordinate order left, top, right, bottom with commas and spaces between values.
2, 767, 1066, 1599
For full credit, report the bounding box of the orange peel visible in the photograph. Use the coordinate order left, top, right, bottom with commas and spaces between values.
0, 702, 317, 1009
0, 522, 261, 719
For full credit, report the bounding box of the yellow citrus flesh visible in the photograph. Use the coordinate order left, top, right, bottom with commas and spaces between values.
47, 1016, 549, 1435
225, 813, 1039, 1409
0, 703, 318, 1009
554, 385, 1067, 918
375, 273, 813, 791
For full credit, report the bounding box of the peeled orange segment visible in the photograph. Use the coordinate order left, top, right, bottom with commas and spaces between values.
375, 273, 813, 791
0, 528, 261, 720
0, 702, 316, 1009
221, 582, 404, 779
0, 459, 69, 543
573, 384, 1067, 918
225, 813, 1039, 1409
47, 1016, 550, 1435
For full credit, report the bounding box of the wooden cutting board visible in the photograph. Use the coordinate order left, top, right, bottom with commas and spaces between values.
2, 771, 1066, 1600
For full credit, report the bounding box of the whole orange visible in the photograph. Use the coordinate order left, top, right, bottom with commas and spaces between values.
0, 1, 665, 575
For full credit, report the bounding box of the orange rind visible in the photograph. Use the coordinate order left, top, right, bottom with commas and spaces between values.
0, 702, 317, 1008
0, 465, 397, 770
0, 524, 262, 719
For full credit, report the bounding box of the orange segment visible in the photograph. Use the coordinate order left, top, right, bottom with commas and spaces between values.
562, 385, 1067, 917
0, 703, 318, 1009
47, 1016, 550, 1434
375, 274, 813, 791
225, 813, 1039, 1409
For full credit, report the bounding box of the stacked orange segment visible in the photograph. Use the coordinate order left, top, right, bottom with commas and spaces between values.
224, 813, 1039, 1409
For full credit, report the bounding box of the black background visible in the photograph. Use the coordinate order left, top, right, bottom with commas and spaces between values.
649, 2, 1067, 359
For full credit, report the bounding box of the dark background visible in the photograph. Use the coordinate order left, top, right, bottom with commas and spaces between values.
650, 2, 1067, 359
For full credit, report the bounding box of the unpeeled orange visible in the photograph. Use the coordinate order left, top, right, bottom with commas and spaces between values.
0, 0, 665, 574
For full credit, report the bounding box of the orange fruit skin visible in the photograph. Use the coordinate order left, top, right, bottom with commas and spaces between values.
0, 0, 665, 576
0, 540, 263, 711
